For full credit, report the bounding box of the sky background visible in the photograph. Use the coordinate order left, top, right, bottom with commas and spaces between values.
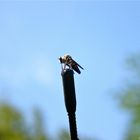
0, 1, 140, 140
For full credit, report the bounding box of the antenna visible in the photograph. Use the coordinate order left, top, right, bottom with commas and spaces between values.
61, 68, 79, 140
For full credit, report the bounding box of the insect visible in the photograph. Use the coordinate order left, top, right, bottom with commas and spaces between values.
59, 54, 84, 74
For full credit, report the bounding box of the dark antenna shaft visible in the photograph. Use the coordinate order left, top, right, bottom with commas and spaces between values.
61, 69, 79, 140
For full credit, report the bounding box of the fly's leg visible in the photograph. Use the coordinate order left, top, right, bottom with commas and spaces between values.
61, 63, 64, 71
64, 63, 66, 71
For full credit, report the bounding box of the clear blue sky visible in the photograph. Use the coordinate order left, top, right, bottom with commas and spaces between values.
0, 1, 140, 140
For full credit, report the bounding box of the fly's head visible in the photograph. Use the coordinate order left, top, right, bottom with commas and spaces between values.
59, 57, 63, 63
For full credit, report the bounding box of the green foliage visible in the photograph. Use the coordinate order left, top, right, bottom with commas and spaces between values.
32, 108, 48, 140
126, 54, 140, 77
0, 102, 49, 140
118, 53, 140, 140
0, 103, 27, 140
58, 129, 71, 140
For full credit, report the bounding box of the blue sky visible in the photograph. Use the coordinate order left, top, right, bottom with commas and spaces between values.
0, 1, 140, 140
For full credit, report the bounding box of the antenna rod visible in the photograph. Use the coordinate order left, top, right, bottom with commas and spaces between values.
61, 69, 79, 140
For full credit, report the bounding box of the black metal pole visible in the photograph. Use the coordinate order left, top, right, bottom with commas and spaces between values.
61, 69, 79, 140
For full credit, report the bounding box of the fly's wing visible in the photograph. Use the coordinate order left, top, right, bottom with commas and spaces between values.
65, 62, 81, 74
71, 64, 81, 74
72, 59, 84, 70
